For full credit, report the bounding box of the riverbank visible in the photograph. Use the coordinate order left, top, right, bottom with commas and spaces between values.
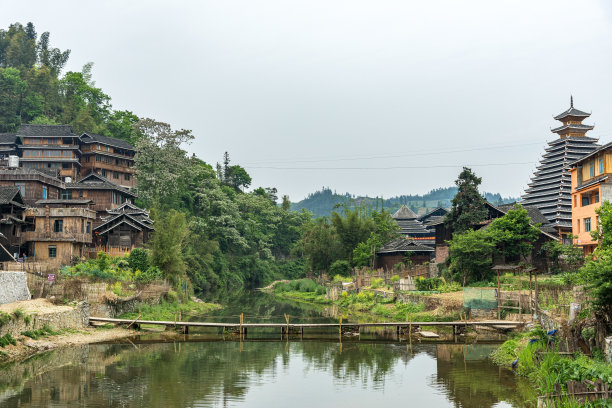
0, 325, 137, 364
490, 328, 612, 406
0, 298, 223, 364
270, 279, 463, 323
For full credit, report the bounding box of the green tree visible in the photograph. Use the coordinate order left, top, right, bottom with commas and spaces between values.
448, 229, 495, 285
134, 118, 194, 208
0, 67, 27, 132
330, 208, 375, 262
299, 217, 343, 273
445, 167, 488, 234
487, 204, 541, 262
151, 209, 188, 285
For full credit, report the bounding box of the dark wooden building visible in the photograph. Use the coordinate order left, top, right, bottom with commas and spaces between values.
374, 238, 434, 270
0, 168, 63, 206
0, 186, 26, 255
16, 124, 82, 181
0, 133, 19, 166
93, 201, 153, 251
65, 173, 137, 224
80, 133, 136, 189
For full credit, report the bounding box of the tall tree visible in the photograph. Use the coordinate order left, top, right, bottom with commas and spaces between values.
445, 167, 488, 234
488, 204, 540, 262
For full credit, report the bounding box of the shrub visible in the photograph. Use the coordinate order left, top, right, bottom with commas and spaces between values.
390, 275, 400, 283
128, 248, 150, 273
0, 333, 16, 347
329, 260, 352, 277
166, 290, 179, 303
415, 277, 443, 291
370, 278, 384, 289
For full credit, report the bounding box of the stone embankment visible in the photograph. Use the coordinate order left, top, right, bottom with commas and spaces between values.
0, 299, 89, 338
0, 272, 31, 304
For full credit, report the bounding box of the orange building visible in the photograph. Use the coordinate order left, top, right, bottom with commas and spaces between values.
569, 142, 612, 255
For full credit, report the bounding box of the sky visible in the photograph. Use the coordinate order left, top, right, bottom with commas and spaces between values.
4, 1, 612, 201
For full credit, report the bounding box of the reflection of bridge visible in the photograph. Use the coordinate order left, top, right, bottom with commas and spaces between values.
90, 317, 524, 336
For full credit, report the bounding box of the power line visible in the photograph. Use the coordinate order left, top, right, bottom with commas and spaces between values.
245, 161, 537, 170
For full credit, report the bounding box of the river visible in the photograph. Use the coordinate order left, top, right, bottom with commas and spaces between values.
0, 291, 535, 407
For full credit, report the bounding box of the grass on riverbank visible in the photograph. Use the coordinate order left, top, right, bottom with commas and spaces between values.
118, 300, 221, 321
491, 327, 612, 407
273, 279, 460, 322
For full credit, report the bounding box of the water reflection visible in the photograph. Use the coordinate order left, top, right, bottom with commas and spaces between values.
0, 340, 534, 408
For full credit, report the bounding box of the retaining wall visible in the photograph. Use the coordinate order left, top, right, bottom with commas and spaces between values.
0, 301, 89, 338
0, 272, 31, 304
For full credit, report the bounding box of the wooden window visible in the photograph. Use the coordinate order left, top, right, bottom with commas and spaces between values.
573, 195, 577, 207
53, 220, 63, 233
582, 194, 590, 206
585, 218, 591, 232
81, 219, 84, 233
590, 162, 594, 178
61, 190, 72, 200
48, 245, 57, 258
125, 173, 131, 181
42, 186, 47, 200
113, 171, 119, 179
86, 222, 91, 234
599, 158, 604, 174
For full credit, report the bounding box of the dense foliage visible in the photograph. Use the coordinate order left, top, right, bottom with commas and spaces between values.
297, 206, 398, 274
0, 22, 142, 140
291, 187, 517, 218
444, 167, 489, 234
447, 204, 544, 285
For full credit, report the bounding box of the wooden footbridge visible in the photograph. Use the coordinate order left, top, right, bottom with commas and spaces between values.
89, 317, 524, 337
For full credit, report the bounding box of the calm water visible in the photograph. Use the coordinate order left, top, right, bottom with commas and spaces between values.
0, 292, 535, 407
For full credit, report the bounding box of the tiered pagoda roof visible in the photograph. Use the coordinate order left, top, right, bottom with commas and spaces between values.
521, 98, 599, 231
392, 205, 431, 238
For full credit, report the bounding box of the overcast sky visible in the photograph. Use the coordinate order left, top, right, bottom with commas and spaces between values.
4, 1, 612, 201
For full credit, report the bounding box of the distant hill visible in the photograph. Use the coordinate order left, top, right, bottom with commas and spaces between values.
290, 187, 519, 218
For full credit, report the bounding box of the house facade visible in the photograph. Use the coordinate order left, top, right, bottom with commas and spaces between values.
569, 142, 612, 255
80, 133, 136, 189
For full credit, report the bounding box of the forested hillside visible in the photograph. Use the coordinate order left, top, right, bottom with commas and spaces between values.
0, 22, 139, 141
291, 187, 518, 218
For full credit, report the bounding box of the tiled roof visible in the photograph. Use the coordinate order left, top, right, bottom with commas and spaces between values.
0, 133, 18, 144
551, 123, 594, 133
495, 203, 550, 225
35, 199, 94, 205
17, 124, 76, 137
392, 205, 417, 220
554, 106, 591, 121
66, 172, 136, 196
417, 207, 448, 222
377, 238, 434, 254
80, 133, 135, 151
0, 186, 22, 206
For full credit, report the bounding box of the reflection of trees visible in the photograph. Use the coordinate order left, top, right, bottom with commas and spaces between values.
433, 344, 536, 408
1, 341, 533, 407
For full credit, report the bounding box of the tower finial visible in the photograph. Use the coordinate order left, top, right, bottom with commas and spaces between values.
570, 95, 573, 108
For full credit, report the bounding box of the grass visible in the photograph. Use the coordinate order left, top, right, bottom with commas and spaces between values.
94, 323, 116, 330
491, 327, 612, 407
0, 333, 16, 347
21, 325, 61, 340
118, 300, 221, 321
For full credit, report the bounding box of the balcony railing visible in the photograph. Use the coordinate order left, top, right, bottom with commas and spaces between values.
22, 230, 92, 244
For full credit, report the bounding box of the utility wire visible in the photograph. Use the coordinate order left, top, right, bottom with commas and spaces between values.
245, 161, 537, 170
